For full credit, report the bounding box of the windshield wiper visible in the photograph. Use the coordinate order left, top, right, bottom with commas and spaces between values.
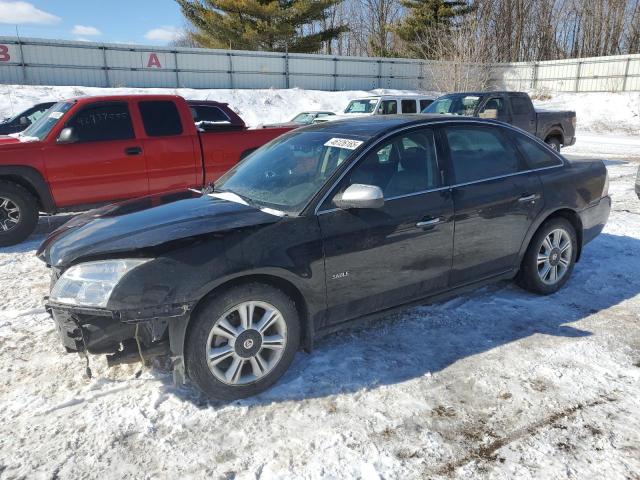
212, 187, 257, 207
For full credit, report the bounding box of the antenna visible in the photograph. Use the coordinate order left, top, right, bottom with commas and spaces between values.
7, 86, 15, 116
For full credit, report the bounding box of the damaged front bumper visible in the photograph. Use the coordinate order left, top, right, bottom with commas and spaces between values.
45, 299, 194, 368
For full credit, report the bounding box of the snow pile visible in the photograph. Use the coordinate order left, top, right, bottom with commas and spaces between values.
0, 84, 435, 128
1, 83, 639, 136
532, 91, 640, 135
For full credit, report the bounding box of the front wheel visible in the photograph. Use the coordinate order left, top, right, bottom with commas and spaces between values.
0, 181, 39, 247
516, 218, 577, 295
185, 283, 300, 400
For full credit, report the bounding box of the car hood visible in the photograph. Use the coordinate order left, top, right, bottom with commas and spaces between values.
37, 190, 282, 267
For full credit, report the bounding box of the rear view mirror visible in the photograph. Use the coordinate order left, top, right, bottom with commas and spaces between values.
57, 127, 78, 144
333, 184, 384, 210
479, 108, 498, 119
19, 116, 28, 126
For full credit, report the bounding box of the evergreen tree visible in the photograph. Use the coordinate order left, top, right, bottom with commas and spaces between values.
395, 0, 473, 58
176, 0, 348, 53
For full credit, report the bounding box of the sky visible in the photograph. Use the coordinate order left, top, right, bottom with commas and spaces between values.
0, 0, 185, 45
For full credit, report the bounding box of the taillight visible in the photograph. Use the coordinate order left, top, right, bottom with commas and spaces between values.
571, 116, 577, 128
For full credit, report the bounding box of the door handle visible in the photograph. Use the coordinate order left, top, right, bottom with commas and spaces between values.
125, 146, 143, 156
518, 194, 540, 203
416, 217, 442, 228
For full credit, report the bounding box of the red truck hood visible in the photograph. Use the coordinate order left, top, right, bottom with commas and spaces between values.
0, 136, 22, 145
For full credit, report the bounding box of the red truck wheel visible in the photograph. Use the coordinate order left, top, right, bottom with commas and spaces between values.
0, 181, 39, 246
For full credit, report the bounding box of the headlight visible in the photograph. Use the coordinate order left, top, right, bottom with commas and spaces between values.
50, 259, 151, 308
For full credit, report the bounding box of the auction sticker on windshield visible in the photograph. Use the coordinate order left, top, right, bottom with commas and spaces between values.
324, 138, 364, 150
49, 111, 64, 119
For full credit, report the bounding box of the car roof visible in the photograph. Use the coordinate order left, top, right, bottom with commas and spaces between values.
63, 94, 186, 104
298, 114, 507, 138
352, 95, 433, 100
438, 91, 527, 97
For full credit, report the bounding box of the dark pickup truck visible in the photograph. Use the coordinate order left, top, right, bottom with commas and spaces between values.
424, 91, 576, 151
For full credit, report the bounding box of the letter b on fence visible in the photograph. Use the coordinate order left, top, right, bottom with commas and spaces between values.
0, 45, 10, 62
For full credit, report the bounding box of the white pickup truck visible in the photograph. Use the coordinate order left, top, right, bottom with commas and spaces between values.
314, 95, 435, 123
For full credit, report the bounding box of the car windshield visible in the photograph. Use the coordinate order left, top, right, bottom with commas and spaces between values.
20, 102, 73, 140
344, 99, 379, 114
290, 113, 314, 124
423, 95, 481, 115
215, 131, 368, 214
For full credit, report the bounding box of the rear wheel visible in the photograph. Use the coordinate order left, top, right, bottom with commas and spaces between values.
516, 217, 577, 295
0, 181, 39, 247
545, 137, 562, 152
185, 283, 300, 400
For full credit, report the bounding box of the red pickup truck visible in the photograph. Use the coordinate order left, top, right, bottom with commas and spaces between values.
0, 95, 292, 246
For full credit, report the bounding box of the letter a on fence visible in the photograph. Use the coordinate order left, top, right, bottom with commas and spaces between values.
147, 53, 162, 68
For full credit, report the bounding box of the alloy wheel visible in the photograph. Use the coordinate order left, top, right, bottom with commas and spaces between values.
537, 228, 572, 285
205, 301, 287, 385
0, 197, 21, 232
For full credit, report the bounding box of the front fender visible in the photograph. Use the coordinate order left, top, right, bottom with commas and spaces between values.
107, 215, 326, 355
0, 164, 56, 212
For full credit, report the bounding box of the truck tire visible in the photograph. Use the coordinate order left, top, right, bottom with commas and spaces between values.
0, 181, 39, 247
545, 137, 562, 152
185, 282, 300, 400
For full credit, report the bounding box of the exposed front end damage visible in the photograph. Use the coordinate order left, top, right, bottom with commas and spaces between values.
45, 299, 193, 381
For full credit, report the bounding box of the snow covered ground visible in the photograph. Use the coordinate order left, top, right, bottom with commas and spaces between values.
0, 87, 639, 479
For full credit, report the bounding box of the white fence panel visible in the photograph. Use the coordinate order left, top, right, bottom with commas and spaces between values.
1, 37, 640, 92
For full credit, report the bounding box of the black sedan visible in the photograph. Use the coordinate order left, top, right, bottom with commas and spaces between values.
38, 116, 611, 400
0, 102, 56, 135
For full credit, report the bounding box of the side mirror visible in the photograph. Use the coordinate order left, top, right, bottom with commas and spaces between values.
19, 116, 28, 126
479, 108, 498, 119
333, 184, 384, 210
57, 127, 78, 144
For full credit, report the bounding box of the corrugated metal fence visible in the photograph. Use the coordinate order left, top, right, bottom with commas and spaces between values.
1, 36, 639, 92
0, 36, 432, 91
491, 54, 640, 92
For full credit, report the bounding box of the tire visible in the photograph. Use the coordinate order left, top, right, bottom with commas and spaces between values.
516, 217, 577, 295
185, 282, 300, 400
0, 181, 39, 247
545, 137, 562, 152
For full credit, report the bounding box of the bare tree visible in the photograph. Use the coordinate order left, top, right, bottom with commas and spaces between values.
414, 19, 493, 90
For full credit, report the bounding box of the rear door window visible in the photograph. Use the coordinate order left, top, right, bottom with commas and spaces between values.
513, 132, 562, 169
66, 102, 135, 142
444, 125, 523, 184
379, 100, 398, 115
401, 100, 417, 114
420, 99, 433, 111
139, 101, 183, 137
